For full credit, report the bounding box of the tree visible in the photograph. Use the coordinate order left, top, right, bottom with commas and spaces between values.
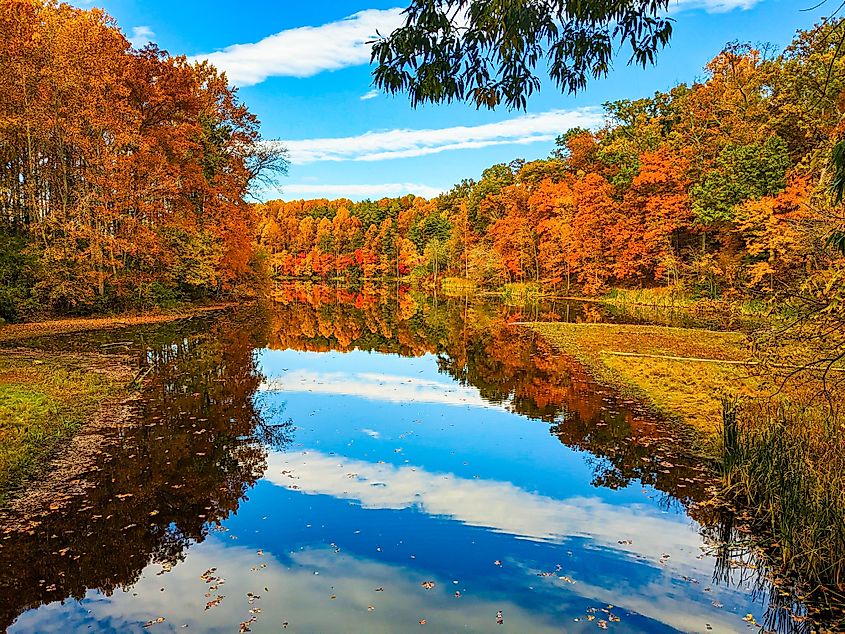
371, 0, 674, 109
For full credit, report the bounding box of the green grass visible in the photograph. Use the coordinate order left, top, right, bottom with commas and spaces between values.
0, 356, 126, 503
501, 282, 545, 304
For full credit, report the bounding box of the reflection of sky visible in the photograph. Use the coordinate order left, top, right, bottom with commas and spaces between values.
12, 348, 762, 633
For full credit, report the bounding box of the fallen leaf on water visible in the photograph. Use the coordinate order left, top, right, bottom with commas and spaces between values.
204, 595, 224, 610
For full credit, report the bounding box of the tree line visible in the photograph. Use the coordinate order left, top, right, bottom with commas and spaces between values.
258, 19, 844, 301
0, 0, 285, 321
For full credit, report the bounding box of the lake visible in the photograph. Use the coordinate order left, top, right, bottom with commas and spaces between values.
0, 285, 778, 633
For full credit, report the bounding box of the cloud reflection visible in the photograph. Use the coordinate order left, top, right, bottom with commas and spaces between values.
265, 451, 703, 569
260, 370, 503, 409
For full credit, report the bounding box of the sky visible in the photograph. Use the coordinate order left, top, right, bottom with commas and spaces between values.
79, 0, 831, 201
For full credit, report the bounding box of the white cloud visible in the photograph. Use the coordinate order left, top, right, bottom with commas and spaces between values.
360, 89, 380, 101
276, 182, 444, 200
127, 26, 155, 49
190, 8, 404, 87
275, 108, 604, 165
670, 0, 762, 12
187, 1, 760, 88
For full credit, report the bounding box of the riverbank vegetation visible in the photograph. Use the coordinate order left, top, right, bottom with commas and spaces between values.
0, 351, 129, 503
0, 0, 285, 323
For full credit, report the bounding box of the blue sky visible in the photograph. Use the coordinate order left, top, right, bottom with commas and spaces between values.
84, 0, 829, 200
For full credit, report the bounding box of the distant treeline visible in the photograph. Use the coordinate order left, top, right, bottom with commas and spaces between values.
257, 20, 844, 299
0, 0, 283, 321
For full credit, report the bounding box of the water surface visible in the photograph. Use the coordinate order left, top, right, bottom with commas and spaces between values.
1, 285, 775, 632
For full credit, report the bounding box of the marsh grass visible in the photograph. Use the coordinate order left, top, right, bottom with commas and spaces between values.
0, 356, 126, 502
721, 398, 845, 611
440, 277, 477, 296
501, 282, 545, 304
604, 286, 695, 309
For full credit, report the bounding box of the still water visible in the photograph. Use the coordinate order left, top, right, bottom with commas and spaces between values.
1, 285, 773, 633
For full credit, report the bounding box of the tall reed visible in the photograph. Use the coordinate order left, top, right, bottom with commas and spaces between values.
720, 398, 845, 614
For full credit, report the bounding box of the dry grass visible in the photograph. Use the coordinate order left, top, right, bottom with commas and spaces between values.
527, 322, 761, 437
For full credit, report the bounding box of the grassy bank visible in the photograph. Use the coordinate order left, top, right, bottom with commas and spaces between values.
0, 352, 130, 503
527, 322, 760, 439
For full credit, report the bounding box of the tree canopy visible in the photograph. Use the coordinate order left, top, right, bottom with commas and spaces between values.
371, 0, 674, 109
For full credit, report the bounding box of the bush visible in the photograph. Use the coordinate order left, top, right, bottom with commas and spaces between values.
0, 233, 38, 322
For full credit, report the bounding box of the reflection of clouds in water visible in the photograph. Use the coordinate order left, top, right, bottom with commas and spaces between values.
261, 451, 754, 633
12, 542, 571, 633
12, 539, 748, 634
265, 450, 702, 566
260, 370, 504, 409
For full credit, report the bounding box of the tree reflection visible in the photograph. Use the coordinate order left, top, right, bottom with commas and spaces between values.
262, 282, 839, 632
267, 283, 712, 506
0, 310, 292, 631
1, 285, 834, 632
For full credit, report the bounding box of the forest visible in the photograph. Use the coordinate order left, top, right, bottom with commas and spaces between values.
0, 0, 283, 322
257, 19, 845, 305
3, 1, 845, 629
2, 3, 843, 321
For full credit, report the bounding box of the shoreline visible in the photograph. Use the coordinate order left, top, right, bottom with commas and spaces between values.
0, 302, 242, 343
0, 349, 136, 504
521, 321, 758, 445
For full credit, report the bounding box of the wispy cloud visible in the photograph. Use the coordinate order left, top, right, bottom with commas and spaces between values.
265, 450, 701, 559
275, 182, 444, 200
274, 108, 604, 165
670, 0, 762, 12
360, 89, 380, 101
127, 25, 155, 49
190, 8, 404, 87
